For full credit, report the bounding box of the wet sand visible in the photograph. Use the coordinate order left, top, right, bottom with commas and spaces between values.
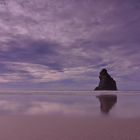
0, 92, 140, 139
0, 116, 140, 140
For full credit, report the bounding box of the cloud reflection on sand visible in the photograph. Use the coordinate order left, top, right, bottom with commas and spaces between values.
25, 101, 95, 115
0, 95, 98, 116
0, 93, 140, 118
0, 100, 20, 114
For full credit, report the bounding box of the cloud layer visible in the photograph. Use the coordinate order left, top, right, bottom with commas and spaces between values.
0, 0, 140, 90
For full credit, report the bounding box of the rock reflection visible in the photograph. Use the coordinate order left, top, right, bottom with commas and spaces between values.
97, 94, 117, 114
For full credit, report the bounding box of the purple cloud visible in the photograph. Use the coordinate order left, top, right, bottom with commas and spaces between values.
0, 0, 140, 90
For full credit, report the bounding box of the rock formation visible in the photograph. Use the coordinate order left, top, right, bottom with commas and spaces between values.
95, 69, 117, 90
97, 94, 117, 114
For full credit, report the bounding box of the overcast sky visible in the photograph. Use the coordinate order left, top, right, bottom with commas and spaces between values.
0, 0, 140, 90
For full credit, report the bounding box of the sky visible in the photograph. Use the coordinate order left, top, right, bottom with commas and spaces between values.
0, 0, 140, 90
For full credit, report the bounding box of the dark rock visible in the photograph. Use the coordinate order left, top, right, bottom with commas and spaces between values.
95, 69, 117, 90
97, 94, 117, 114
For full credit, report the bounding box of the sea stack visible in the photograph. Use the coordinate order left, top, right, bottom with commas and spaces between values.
95, 69, 117, 90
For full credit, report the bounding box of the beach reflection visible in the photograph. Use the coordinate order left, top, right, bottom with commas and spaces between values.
1, 92, 140, 118
0, 94, 97, 116
97, 94, 117, 114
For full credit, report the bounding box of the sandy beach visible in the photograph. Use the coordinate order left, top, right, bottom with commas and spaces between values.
0, 93, 140, 139
0, 116, 140, 140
